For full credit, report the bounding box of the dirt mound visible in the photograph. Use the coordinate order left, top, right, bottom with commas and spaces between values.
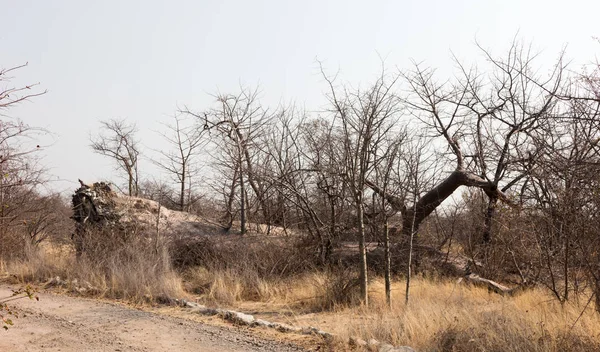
72, 181, 222, 239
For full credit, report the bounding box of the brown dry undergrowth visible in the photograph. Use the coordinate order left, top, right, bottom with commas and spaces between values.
2, 242, 183, 303
4, 244, 600, 351
185, 268, 600, 351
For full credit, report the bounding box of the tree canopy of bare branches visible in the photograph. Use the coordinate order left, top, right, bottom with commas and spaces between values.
90, 119, 140, 197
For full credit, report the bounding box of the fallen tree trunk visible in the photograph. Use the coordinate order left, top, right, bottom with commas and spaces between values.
461, 273, 525, 296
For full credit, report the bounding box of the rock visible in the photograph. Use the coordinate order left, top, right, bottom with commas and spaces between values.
301, 326, 319, 335
192, 307, 223, 316
378, 344, 395, 352
45, 276, 67, 288
221, 311, 255, 325
268, 322, 301, 333
316, 330, 334, 340
349, 336, 368, 347
252, 319, 271, 327
368, 338, 381, 348
185, 301, 201, 308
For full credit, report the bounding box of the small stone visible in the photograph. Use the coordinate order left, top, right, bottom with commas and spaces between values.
316, 330, 333, 339
269, 322, 299, 333
349, 336, 368, 347
252, 319, 270, 327
222, 311, 255, 325
185, 301, 200, 308
368, 338, 380, 348
378, 344, 395, 352
301, 326, 319, 335
196, 307, 224, 316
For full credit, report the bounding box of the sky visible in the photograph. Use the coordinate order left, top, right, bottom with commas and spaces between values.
1, 0, 599, 195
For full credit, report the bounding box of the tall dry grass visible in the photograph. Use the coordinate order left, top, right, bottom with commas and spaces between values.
183, 265, 600, 351
4, 238, 183, 303
307, 278, 600, 351
5, 228, 600, 351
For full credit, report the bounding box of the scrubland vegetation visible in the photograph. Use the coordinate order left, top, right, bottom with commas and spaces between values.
3, 39, 600, 351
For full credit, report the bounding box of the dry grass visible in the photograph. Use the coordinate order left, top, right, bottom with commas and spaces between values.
4, 241, 184, 303
5, 235, 600, 351
182, 267, 317, 306
314, 278, 600, 351
183, 267, 600, 351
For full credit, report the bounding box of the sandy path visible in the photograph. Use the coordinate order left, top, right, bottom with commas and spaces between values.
0, 286, 307, 352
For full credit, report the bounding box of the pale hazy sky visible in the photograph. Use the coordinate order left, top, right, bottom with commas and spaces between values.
1, 0, 599, 194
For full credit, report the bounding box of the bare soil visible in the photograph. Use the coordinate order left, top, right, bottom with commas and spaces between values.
0, 285, 310, 352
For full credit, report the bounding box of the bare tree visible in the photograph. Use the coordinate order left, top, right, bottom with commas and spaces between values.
153, 114, 205, 211
182, 87, 272, 234
368, 41, 566, 269
90, 119, 140, 197
321, 64, 401, 306
0, 63, 46, 111
522, 59, 600, 308
0, 63, 47, 257
372, 136, 404, 307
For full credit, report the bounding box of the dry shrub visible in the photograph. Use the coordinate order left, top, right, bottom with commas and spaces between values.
170, 237, 218, 269
173, 235, 318, 305
0, 231, 29, 260
182, 267, 288, 305
171, 235, 314, 278
5, 243, 72, 282
433, 326, 599, 352
174, 235, 364, 306
308, 269, 362, 311
6, 227, 183, 303
301, 277, 600, 352
183, 264, 364, 312
174, 236, 365, 310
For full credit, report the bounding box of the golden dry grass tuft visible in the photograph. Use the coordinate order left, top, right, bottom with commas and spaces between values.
182, 266, 319, 306
5, 238, 600, 351
304, 278, 600, 351
183, 267, 600, 351
5, 241, 184, 303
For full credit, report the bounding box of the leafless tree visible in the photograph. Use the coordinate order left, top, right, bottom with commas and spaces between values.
90, 119, 140, 197
0, 63, 46, 112
153, 114, 205, 211
321, 64, 402, 306
522, 58, 600, 308
0, 63, 47, 256
182, 87, 272, 234
372, 135, 404, 307
368, 41, 566, 271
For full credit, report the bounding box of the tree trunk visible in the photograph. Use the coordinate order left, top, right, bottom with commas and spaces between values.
384, 218, 391, 308
367, 169, 507, 238
223, 168, 238, 231
179, 163, 186, 211
482, 196, 498, 244
595, 273, 600, 313
127, 169, 134, 197
357, 201, 368, 306
239, 165, 246, 235
405, 206, 417, 305
239, 130, 270, 225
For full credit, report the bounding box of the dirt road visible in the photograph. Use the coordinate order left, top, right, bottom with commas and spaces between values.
0, 286, 307, 352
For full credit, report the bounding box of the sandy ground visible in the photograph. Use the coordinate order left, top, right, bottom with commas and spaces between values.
0, 286, 309, 352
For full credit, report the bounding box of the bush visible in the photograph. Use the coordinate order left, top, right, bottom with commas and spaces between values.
310, 268, 362, 311
8, 226, 183, 303
170, 235, 315, 278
